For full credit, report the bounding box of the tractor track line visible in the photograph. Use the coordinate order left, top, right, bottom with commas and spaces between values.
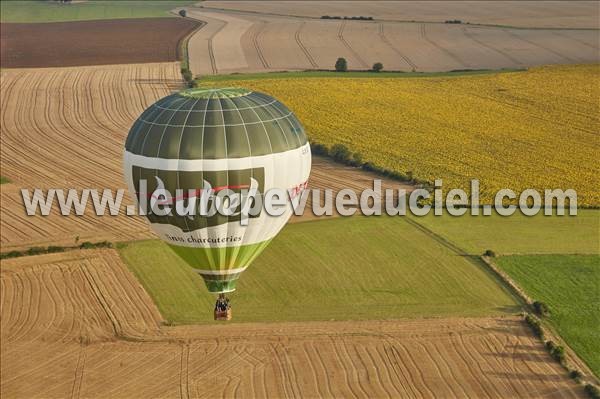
503, 28, 576, 63
179, 343, 190, 399
338, 20, 369, 69
551, 30, 600, 51
378, 23, 418, 70
295, 22, 318, 68
462, 27, 524, 65
208, 22, 227, 75
70, 345, 86, 399
252, 21, 270, 69
420, 23, 470, 69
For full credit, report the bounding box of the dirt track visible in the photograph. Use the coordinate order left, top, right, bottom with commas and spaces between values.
185, 7, 599, 75
0, 18, 201, 68
0, 63, 408, 250
0, 249, 583, 398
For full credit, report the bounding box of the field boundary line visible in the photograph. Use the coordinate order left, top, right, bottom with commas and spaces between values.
480, 256, 533, 306
482, 256, 599, 384
403, 217, 527, 309
179, 18, 207, 75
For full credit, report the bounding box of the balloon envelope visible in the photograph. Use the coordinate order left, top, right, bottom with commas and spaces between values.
124, 87, 311, 293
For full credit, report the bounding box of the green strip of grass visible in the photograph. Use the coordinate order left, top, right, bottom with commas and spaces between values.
0, 176, 11, 184
414, 209, 599, 255
496, 255, 600, 377
118, 216, 518, 324
1, 1, 194, 23
197, 68, 524, 83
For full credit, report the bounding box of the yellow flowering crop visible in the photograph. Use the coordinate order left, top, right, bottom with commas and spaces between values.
207, 65, 600, 206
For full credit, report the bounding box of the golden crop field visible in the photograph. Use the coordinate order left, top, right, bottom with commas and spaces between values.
207, 65, 600, 206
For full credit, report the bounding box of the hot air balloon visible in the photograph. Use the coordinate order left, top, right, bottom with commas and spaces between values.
123, 87, 311, 319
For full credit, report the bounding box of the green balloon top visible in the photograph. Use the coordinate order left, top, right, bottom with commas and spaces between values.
179, 87, 252, 99
125, 87, 308, 160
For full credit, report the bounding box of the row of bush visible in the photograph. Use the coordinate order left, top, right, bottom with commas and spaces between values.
310, 141, 430, 187
180, 67, 197, 88
525, 312, 600, 398
321, 15, 374, 20
525, 313, 544, 339
334, 57, 384, 72
0, 241, 113, 260
585, 384, 600, 399
545, 340, 566, 364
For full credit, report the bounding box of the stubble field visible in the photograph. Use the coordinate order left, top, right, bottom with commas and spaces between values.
199, 1, 600, 29
183, 4, 600, 75
1, 4, 598, 394
0, 63, 406, 251
0, 249, 584, 398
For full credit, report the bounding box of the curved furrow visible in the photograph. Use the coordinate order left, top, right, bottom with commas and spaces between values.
433, 340, 477, 397
4, 272, 30, 343
376, 344, 416, 397
208, 22, 228, 74
450, 332, 497, 398
378, 23, 418, 70
301, 341, 330, 397
503, 28, 576, 63
252, 21, 270, 69
462, 26, 524, 65
337, 20, 369, 69
552, 31, 599, 50
357, 343, 395, 398
389, 339, 435, 397
476, 332, 529, 396
420, 23, 470, 68
416, 340, 464, 397
294, 22, 318, 68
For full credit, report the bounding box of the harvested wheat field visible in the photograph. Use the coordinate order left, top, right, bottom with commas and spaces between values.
0, 63, 181, 250
0, 249, 584, 398
0, 18, 201, 68
184, 5, 599, 74
0, 63, 404, 250
200, 1, 599, 29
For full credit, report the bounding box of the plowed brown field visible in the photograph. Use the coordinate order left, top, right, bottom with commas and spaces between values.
0, 18, 202, 68
0, 250, 583, 398
0, 63, 407, 250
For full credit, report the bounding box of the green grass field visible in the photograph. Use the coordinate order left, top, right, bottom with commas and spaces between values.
118, 216, 518, 324
496, 255, 600, 377
1, 1, 193, 23
0, 176, 11, 184
414, 209, 599, 255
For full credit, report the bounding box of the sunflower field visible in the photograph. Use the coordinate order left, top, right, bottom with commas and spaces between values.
204, 65, 600, 206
